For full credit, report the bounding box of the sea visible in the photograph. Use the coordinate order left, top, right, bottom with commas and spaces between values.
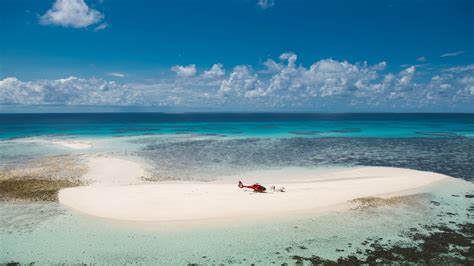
1, 113, 473, 180
0, 113, 473, 264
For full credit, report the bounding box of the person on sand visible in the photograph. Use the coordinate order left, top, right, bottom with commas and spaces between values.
270, 185, 286, 192
238, 181, 266, 193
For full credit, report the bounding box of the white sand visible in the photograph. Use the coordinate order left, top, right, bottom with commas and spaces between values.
83, 157, 147, 186
12, 138, 92, 149
50, 140, 92, 149
59, 156, 452, 222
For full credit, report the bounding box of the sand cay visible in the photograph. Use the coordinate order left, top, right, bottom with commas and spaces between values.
58, 157, 452, 222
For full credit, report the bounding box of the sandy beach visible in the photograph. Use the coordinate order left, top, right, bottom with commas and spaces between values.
59, 156, 451, 222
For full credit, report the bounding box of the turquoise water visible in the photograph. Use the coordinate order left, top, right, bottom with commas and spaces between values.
2, 113, 474, 180
1, 178, 472, 264
1, 113, 474, 139
1, 113, 473, 264
2, 113, 473, 181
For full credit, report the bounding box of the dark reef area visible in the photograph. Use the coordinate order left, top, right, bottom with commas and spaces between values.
0, 178, 81, 202
291, 222, 473, 265
0, 155, 85, 201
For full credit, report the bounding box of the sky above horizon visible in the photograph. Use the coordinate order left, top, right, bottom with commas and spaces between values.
1, 0, 473, 112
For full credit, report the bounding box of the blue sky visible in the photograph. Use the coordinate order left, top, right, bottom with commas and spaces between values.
0, 0, 473, 112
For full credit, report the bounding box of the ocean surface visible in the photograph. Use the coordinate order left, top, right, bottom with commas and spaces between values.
1, 113, 474, 140
1, 113, 473, 264
1, 113, 474, 180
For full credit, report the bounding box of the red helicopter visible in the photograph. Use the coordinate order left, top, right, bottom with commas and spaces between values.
238, 181, 266, 193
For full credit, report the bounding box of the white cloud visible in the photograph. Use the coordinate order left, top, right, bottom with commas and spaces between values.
0, 76, 129, 105
279, 52, 297, 67
107, 72, 125, 78
398, 66, 416, 86
202, 64, 225, 78
94, 22, 108, 31
263, 59, 282, 73
1, 53, 473, 111
372, 61, 387, 71
171, 64, 197, 77
445, 64, 474, 73
40, 0, 104, 28
219, 66, 261, 97
257, 0, 275, 9
423, 68, 474, 104
417, 56, 427, 62
441, 51, 464, 57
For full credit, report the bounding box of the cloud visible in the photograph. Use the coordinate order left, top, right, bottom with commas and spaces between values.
423, 69, 474, 105
39, 0, 104, 28
279, 52, 297, 67
445, 64, 474, 73
171, 64, 197, 77
219, 65, 261, 97
202, 64, 225, 78
1, 53, 473, 111
416, 56, 427, 62
263, 59, 282, 73
398, 66, 416, 86
257, 0, 275, 9
94, 22, 108, 31
441, 51, 464, 57
372, 61, 387, 71
107, 72, 125, 78
0, 76, 130, 106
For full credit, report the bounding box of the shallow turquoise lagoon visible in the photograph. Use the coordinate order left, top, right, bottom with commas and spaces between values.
1, 113, 473, 264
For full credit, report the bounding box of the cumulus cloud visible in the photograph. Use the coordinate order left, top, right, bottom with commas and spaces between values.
202, 64, 225, 78
219, 66, 262, 97
398, 66, 416, 86
257, 0, 275, 9
441, 51, 464, 57
40, 0, 104, 28
1, 53, 473, 111
171, 64, 197, 77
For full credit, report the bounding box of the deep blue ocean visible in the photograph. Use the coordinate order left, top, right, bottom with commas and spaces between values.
1, 113, 473, 181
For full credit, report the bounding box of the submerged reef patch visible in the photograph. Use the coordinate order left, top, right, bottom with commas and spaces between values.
415, 131, 463, 137
0, 178, 82, 201
289, 131, 321, 135
0, 155, 87, 181
330, 128, 362, 133
0, 155, 86, 201
291, 222, 474, 264
350, 195, 423, 210
290, 199, 474, 265
137, 137, 474, 181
